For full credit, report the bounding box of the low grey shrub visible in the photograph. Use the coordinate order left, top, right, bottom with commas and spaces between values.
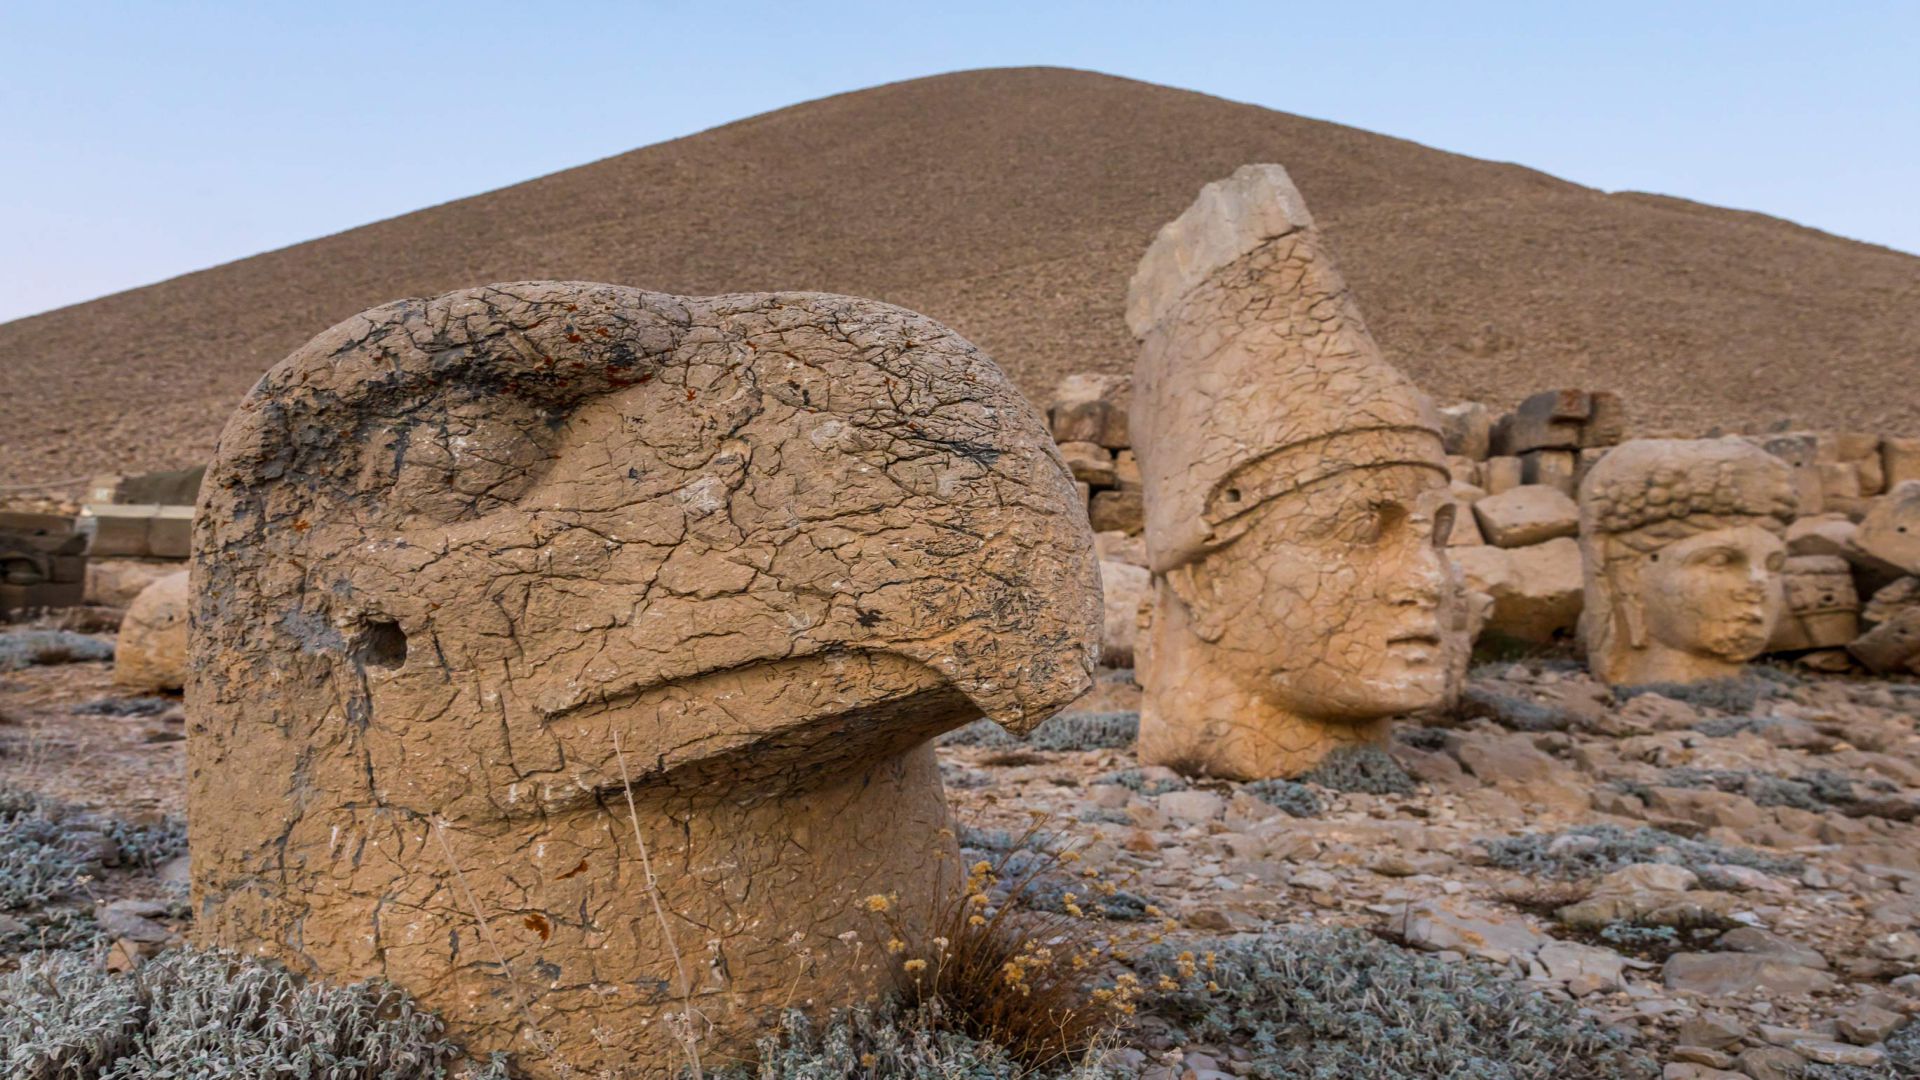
1614, 674, 1784, 715
939, 712, 1139, 752
1297, 744, 1416, 795
1138, 927, 1654, 1079
1097, 768, 1187, 796
733, 1002, 1107, 1079
1482, 824, 1802, 880
1457, 686, 1577, 732
0, 785, 188, 909
1651, 766, 1892, 813
1240, 779, 1323, 818
0, 630, 114, 672
0, 948, 510, 1079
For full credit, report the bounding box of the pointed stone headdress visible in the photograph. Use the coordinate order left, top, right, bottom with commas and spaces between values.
1127, 165, 1445, 574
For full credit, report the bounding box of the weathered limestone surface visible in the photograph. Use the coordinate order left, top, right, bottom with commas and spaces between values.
1578, 438, 1796, 686
1767, 556, 1859, 653
1128, 166, 1463, 780
114, 570, 189, 692
1472, 484, 1579, 548
187, 282, 1100, 1076
1449, 538, 1583, 644
1853, 481, 1920, 576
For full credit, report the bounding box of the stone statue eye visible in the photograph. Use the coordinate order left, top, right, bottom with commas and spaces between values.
1766, 552, 1786, 572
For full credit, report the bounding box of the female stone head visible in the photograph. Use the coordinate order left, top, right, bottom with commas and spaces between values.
1578, 438, 1796, 686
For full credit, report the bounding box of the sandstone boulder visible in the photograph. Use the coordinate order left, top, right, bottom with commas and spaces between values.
1450, 538, 1583, 643
1472, 484, 1579, 548
1099, 559, 1151, 668
1048, 372, 1131, 449
1853, 481, 1920, 575
114, 571, 187, 692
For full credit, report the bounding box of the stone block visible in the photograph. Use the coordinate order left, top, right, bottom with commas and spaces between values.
1472, 485, 1579, 548
1786, 514, 1857, 558
1048, 373, 1130, 449
1836, 431, 1881, 462
1581, 391, 1626, 448
1449, 538, 1583, 643
1112, 449, 1142, 491
1089, 489, 1144, 534
1058, 440, 1116, 488
48, 555, 86, 584
1850, 605, 1920, 675
1098, 559, 1151, 668
1521, 449, 1577, 494
1439, 402, 1492, 460
1093, 530, 1147, 567
1853, 481, 1920, 575
148, 507, 194, 560
114, 466, 205, 506
0, 582, 85, 613
1767, 555, 1858, 652
84, 505, 158, 558
1758, 431, 1839, 468
1883, 436, 1920, 489
1446, 454, 1481, 487
87, 559, 182, 608
1484, 455, 1524, 495
1790, 467, 1825, 517
1494, 390, 1588, 455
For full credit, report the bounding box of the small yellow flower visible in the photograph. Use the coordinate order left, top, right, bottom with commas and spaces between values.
969, 914, 986, 926
886, 938, 905, 954
903, 958, 927, 973
861, 1053, 878, 1067
862, 894, 890, 912
968, 892, 989, 907
1157, 975, 1179, 991
1206, 980, 1222, 993
970, 860, 992, 876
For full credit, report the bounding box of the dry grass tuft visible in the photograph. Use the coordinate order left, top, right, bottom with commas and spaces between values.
863, 815, 1146, 1069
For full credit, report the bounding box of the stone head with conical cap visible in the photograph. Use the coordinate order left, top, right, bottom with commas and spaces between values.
1129, 165, 1463, 779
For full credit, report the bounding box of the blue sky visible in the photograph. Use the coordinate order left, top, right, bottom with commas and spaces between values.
3, 2, 1916, 324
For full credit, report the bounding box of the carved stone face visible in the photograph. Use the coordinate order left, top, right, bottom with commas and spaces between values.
188, 283, 1099, 1075
1174, 465, 1458, 718
1126, 166, 1467, 780
1637, 526, 1786, 665
1577, 437, 1796, 687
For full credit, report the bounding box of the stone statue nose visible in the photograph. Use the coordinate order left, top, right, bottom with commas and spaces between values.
1389, 546, 1446, 607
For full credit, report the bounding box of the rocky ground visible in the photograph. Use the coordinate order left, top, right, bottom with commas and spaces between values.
3, 626, 1917, 1078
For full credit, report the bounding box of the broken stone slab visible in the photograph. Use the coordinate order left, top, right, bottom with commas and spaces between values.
1048, 373, 1131, 449
1884, 436, 1920, 489
1397, 896, 1551, 965
1448, 538, 1583, 644
1833, 1002, 1906, 1045
1663, 953, 1836, 996
1521, 450, 1578, 495
1493, 390, 1587, 455
1532, 940, 1627, 990
1767, 555, 1859, 652
1853, 480, 1920, 575
1715, 927, 1828, 970
1059, 440, 1117, 488
1471, 484, 1578, 548
1089, 488, 1144, 534
1484, 455, 1524, 494
1786, 514, 1857, 558
1790, 1040, 1884, 1068
1849, 603, 1920, 674
1440, 402, 1492, 461
85, 559, 179, 608
1756, 431, 1840, 469
1099, 559, 1150, 668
